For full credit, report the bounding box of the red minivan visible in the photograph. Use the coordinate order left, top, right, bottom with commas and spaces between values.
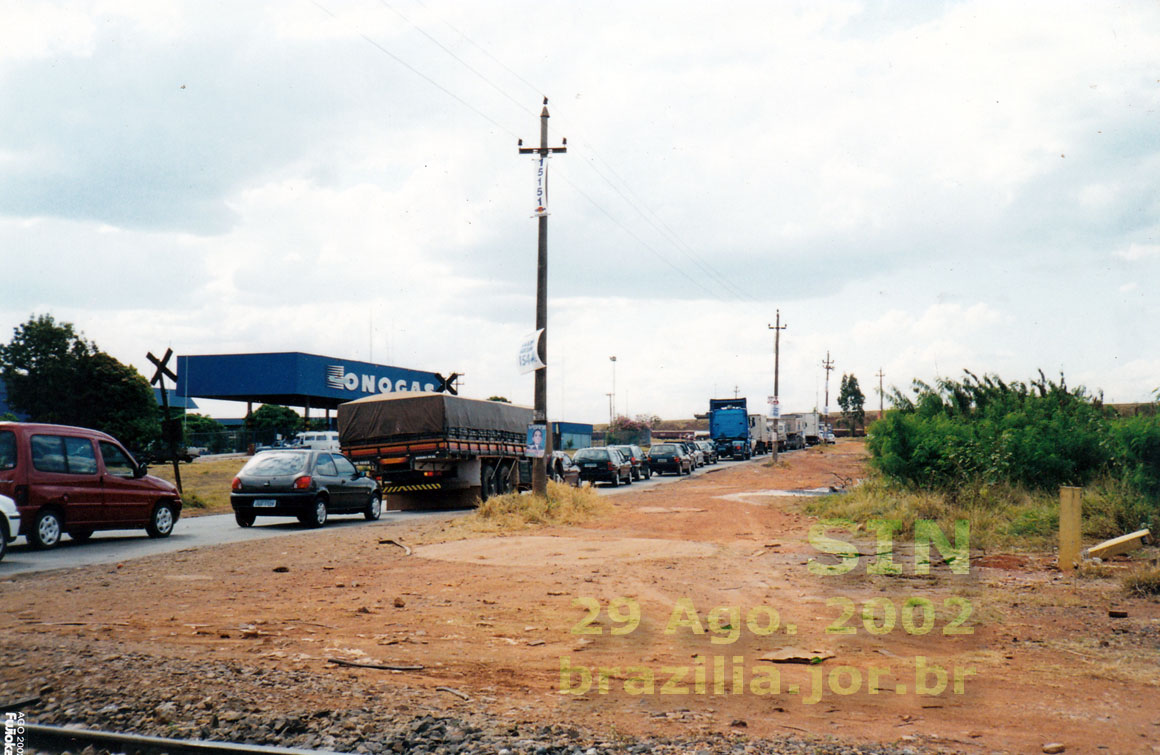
0, 422, 182, 548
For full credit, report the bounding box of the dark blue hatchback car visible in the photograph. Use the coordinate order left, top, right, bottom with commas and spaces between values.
231, 449, 381, 528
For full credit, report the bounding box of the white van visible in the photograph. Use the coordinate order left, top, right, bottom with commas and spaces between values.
293, 431, 341, 451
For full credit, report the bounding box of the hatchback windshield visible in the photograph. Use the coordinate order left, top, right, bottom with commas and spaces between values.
241, 451, 309, 476
573, 449, 608, 461
650, 444, 677, 454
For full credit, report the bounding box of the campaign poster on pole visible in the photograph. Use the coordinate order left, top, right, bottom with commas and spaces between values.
526, 424, 546, 458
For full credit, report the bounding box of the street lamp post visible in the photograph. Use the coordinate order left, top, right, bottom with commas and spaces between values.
609, 356, 617, 422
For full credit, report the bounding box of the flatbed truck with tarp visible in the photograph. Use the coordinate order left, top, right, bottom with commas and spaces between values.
337, 393, 533, 503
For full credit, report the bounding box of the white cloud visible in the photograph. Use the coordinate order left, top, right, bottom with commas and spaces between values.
1116, 243, 1160, 261
3, 0, 1160, 423
0, 2, 97, 63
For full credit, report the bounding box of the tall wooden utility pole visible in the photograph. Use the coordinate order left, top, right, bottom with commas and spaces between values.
875, 368, 885, 420
768, 311, 786, 460
518, 99, 566, 496
822, 351, 835, 438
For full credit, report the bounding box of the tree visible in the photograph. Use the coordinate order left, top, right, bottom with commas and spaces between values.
0, 314, 159, 449
250, 404, 303, 439
838, 373, 866, 437
607, 415, 650, 446
183, 413, 226, 451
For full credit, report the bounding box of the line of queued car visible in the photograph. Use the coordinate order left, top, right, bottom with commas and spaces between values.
0, 417, 745, 561
563, 438, 726, 487
0, 420, 387, 560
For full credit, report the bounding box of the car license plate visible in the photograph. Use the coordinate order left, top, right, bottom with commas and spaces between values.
254, 499, 277, 508
582, 463, 597, 468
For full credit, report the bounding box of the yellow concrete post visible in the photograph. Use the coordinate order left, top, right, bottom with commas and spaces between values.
1059, 486, 1082, 572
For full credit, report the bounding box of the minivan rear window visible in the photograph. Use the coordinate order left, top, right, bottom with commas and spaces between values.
31, 434, 98, 475
0, 431, 15, 470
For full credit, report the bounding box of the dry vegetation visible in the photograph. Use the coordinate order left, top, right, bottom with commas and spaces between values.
150, 456, 244, 514
448, 481, 609, 534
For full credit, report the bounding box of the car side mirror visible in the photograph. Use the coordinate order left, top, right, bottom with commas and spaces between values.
133, 463, 148, 479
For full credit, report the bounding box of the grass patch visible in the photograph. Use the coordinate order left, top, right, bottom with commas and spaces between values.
454, 482, 609, 534
797, 472, 1156, 551
150, 457, 244, 515
1123, 565, 1160, 598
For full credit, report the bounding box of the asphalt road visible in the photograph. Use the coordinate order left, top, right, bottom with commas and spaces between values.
0, 509, 459, 577
1, 454, 778, 577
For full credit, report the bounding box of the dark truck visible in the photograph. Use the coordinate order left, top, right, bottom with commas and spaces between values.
709, 397, 751, 460
337, 393, 533, 502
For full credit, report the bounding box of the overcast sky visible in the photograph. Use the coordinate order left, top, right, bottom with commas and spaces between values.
2, 0, 1158, 423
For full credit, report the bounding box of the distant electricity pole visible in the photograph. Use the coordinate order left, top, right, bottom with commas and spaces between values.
518, 99, 566, 496
822, 351, 835, 435
768, 311, 786, 460
609, 355, 617, 421
876, 367, 885, 419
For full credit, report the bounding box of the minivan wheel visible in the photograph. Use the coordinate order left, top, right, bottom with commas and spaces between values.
365, 493, 382, 521
146, 501, 176, 538
31, 509, 63, 548
299, 497, 327, 528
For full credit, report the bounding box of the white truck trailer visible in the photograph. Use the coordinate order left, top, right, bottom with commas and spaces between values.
748, 414, 775, 455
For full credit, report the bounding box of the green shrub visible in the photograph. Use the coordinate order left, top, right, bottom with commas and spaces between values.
869, 372, 1159, 525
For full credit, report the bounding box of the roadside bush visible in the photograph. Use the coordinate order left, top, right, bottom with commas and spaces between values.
467, 482, 609, 531
869, 371, 1114, 492
1108, 414, 1160, 497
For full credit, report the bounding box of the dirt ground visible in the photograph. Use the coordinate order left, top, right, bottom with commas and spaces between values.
3, 440, 1159, 754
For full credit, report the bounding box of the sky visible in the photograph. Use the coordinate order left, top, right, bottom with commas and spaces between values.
2, 0, 1158, 424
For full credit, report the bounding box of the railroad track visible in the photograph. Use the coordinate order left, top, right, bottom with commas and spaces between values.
21, 724, 349, 755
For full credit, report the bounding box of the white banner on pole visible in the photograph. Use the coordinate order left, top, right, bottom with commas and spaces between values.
533, 155, 550, 216
518, 329, 546, 374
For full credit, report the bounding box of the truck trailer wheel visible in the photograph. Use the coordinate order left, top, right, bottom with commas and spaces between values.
480, 463, 497, 501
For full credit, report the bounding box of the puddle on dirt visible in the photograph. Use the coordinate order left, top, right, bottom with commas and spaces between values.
716, 488, 837, 504
415, 535, 717, 567
636, 506, 707, 514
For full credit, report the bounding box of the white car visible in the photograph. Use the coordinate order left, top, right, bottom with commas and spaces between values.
0, 494, 21, 563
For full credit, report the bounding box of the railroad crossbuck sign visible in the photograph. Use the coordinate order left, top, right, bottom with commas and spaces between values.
518, 329, 546, 374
